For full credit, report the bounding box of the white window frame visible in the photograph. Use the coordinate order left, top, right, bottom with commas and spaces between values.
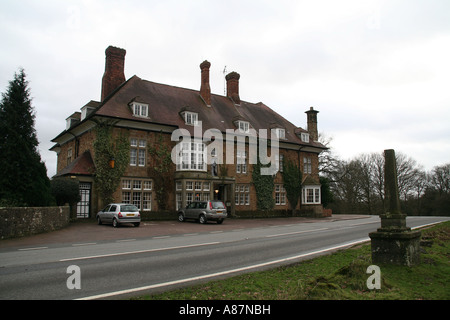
301, 133, 310, 143
143, 180, 152, 190
67, 148, 73, 165
184, 112, 198, 126
304, 157, 312, 174
236, 150, 247, 173
122, 178, 153, 211
302, 185, 321, 204
176, 141, 206, 172
130, 139, 146, 167
275, 128, 285, 139
176, 193, 182, 211
275, 184, 286, 205
186, 192, 193, 205
130, 149, 137, 166
132, 103, 149, 118
238, 121, 250, 133
235, 184, 250, 206
143, 192, 152, 211
275, 154, 284, 173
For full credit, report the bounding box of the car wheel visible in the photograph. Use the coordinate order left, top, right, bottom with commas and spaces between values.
112, 218, 119, 228
97, 216, 102, 225
133, 222, 140, 227
217, 219, 223, 224
178, 213, 185, 222
199, 214, 206, 224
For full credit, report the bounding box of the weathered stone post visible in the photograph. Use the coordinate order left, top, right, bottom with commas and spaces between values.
369, 149, 421, 266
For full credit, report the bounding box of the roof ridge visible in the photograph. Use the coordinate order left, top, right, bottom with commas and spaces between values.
139, 77, 262, 106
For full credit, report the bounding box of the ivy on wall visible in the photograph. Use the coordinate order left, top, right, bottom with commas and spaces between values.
252, 158, 275, 211
93, 120, 130, 205
281, 158, 303, 213
148, 132, 174, 211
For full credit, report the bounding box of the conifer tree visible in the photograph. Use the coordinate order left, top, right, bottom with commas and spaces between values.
0, 69, 51, 206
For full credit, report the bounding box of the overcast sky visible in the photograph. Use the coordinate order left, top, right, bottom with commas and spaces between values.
1, 0, 449, 178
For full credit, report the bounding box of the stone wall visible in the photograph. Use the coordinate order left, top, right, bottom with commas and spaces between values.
0, 206, 70, 240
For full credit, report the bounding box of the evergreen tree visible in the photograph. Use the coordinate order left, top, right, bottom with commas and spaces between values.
0, 68, 51, 206
281, 158, 302, 214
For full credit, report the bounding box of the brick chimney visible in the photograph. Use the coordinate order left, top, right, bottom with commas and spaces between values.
226, 71, 240, 105
101, 46, 126, 101
199, 60, 211, 106
305, 107, 319, 142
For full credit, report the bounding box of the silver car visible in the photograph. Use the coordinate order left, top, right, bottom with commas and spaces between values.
178, 200, 227, 224
97, 203, 141, 227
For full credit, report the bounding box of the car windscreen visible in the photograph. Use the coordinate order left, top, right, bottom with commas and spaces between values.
120, 205, 139, 212
211, 201, 225, 209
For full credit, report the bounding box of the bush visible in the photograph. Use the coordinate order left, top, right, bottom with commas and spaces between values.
51, 178, 81, 206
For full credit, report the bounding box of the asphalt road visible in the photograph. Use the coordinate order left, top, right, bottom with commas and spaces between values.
0, 215, 448, 300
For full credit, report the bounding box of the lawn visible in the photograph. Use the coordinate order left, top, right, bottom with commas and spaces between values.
135, 221, 450, 300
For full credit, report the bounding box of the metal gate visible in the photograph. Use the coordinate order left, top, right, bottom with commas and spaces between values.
77, 182, 91, 218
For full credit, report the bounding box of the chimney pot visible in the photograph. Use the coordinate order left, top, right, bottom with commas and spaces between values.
226, 71, 240, 105
200, 60, 211, 106
101, 46, 126, 101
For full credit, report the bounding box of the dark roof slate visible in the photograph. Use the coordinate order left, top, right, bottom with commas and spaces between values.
55, 150, 95, 177
94, 75, 326, 149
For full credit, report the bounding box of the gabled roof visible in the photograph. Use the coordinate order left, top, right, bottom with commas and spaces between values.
55, 150, 95, 177
92, 75, 326, 149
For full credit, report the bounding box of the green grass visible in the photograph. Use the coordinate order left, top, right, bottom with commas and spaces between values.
135, 221, 450, 300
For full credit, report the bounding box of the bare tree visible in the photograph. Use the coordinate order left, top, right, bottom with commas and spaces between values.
318, 132, 341, 178
396, 152, 421, 201
429, 163, 450, 195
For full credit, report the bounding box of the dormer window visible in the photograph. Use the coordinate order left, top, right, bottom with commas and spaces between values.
65, 112, 81, 130
131, 102, 148, 118
184, 112, 198, 125
275, 128, 285, 139
81, 106, 95, 121
238, 121, 250, 133
301, 132, 310, 143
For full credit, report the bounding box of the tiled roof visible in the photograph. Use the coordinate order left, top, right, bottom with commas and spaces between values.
55, 150, 95, 177
94, 75, 326, 149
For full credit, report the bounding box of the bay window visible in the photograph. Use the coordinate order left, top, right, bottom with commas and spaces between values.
302, 185, 321, 204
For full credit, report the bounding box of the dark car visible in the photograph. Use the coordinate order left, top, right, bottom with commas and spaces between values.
178, 201, 227, 224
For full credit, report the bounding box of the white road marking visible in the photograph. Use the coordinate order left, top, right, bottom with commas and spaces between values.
76, 238, 370, 300
265, 228, 328, 238
18, 247, 48, 251
59, 242, 220, 262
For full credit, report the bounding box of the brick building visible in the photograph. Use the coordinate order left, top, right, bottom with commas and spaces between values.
51, 46, 327, 219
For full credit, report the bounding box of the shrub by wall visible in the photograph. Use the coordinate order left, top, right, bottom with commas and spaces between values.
0, 206, 70, 240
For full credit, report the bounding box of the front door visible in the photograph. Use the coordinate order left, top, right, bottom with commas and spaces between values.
214, 183, 231, 211
77, 182, 91, 218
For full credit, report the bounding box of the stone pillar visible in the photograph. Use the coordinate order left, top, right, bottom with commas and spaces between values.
369, 149, 421, 266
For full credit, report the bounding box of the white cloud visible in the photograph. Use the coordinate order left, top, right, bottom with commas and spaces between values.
0, 0, 449, 177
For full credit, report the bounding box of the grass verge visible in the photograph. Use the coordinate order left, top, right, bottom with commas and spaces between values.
134, 221, 449, 300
